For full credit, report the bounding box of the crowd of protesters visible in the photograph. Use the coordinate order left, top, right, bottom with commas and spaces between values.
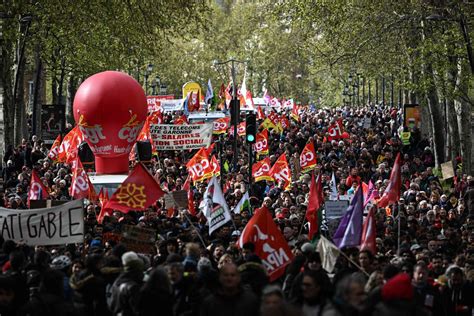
0, 102, 472, 316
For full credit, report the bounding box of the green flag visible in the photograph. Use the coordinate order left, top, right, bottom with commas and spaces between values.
233, 192, 250, 214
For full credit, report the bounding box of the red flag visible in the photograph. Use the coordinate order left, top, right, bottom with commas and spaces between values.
306, 173, 324, 240
70, 157, 97, 201
254, 129, 269, 157
238, 207, 294, 281
279, 114, 290, 130
376, 153, 401, 208
28, 169, 50, 207
103, 163, 165, 214
211, 155, 220, 177
225, 82, 232, 107
186, 148, 213, 183
252, 157, 273, 182
327, 119, 344, 142
98, 187, 109, 208
218, 83, 226, 99
360, 205, 377, 254
290, 103, 300, 122
300, 141, 317, 173
213, 117, 230, 135
58, 126, 83, 163
257, 106, 265, 120
267, 111, 279, 127
48, 135, 62, 161
269, 154, 291, 190
229, 122, 246, 137
183, 175, 196, 216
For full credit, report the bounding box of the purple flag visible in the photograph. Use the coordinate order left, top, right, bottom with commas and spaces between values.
333, 185, 364, 248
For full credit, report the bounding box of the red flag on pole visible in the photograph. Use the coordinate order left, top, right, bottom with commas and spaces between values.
103, 163, 165, 214
360, 205, 377, 254
252, 157, 273, 182
306, 173, 324, 240
300, 141, 317, 173
48, 135, 62, 161
376, 153, 401, 208
269, 154, 291, 190
28, 169, 50, 207
70, 157, 97, 201
183, 175, 196, 216
238, 206, 294, 281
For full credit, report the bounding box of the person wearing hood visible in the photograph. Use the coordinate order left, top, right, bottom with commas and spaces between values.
108, 251, 144, 316
69, 253, 109, 316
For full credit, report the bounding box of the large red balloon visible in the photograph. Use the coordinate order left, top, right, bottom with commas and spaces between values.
73, 71, 147, 174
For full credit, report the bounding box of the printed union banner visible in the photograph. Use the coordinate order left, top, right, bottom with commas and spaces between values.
0, 199, 84, 246
150, 123, 213, 150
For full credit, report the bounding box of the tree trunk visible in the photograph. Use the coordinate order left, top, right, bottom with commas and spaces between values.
420, 21, 445, 168
454, 60, 472, 175
1, 16, 15, 151
32, 44, 43, 138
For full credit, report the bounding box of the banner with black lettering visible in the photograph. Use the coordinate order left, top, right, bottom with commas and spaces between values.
0, 199, 84, 246
150, 123, 213, 150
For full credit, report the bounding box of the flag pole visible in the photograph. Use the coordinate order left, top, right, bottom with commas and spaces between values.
183, 211, 207, 249
397, 202, 401, 256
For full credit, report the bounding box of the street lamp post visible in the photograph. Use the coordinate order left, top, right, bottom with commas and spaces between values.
144, 63, 153, 95
151, 80, 157, 95
390, 74, 394, 107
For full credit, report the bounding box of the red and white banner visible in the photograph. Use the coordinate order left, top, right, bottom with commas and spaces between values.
239, 206, 294, 281
252, 157, 273, 182
150, 123, 212, 151
254, 129, 269, 157
283, 99, 294, 109
270, 154, 291, 190
300, 141, 317, 173
146, 95, 175, 113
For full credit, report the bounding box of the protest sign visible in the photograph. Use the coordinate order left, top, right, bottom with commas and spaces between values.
0, 199, 84, 246
441, 161, 455, 179
150, 123, 213, 150
325, 200, 349, 219
121, 225, 156, 254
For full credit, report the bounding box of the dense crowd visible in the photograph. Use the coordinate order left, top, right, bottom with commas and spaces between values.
0, 103, 473, 316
